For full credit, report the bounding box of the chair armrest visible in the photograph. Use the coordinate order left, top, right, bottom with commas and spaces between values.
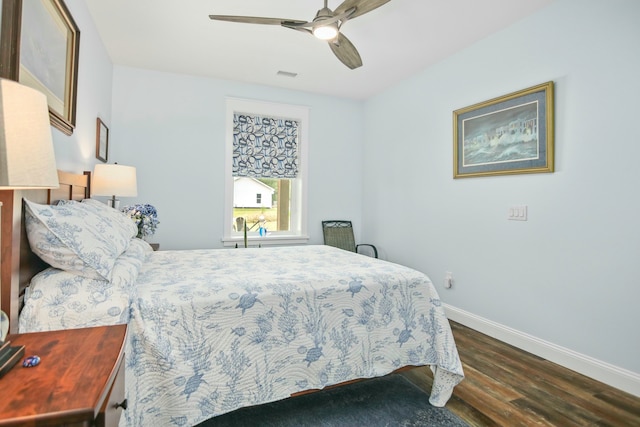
356, 244, 378, 258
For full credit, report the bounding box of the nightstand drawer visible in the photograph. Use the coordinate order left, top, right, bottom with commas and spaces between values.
96, 356, 126, 427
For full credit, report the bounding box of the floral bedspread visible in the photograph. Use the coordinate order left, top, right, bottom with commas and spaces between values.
123, 245, 463, 427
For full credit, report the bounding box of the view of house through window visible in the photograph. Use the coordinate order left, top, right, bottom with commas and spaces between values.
233, 177, 291, 233
224, 98, 308, 246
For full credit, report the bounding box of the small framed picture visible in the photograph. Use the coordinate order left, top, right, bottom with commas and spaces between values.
96, 117, 109, 162
453, 81, 554, 178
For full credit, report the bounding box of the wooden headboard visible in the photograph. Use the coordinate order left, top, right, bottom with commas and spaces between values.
48, 170, 91, 204
0, 170, 90, 334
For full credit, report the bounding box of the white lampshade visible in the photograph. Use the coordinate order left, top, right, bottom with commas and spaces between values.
0, 78, 59, 189
92, 164, 138, 208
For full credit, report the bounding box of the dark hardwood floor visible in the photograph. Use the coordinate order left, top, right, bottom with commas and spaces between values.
402, 321, 640, 426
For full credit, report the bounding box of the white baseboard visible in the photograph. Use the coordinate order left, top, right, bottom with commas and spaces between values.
444, 304, 640, 398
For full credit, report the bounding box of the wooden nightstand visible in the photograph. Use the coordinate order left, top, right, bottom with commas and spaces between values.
0, 324, 127, 427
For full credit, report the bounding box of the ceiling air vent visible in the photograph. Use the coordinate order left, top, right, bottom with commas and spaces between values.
277, 70, 298, 78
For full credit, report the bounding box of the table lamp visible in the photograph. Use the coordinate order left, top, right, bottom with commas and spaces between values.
0, 78, 60, 377
92, 163, 138, 209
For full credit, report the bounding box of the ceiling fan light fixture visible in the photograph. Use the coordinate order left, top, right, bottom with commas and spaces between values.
313, 22, 338, 40
209, 0, 391, 69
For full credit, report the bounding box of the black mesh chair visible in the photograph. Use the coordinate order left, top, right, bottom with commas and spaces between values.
322, 220, 378, 258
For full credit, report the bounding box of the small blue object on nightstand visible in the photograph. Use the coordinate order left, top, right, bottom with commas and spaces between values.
22, 355, 40, 367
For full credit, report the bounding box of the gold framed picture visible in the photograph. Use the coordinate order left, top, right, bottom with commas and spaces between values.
19, 0, 80, 136
453, 82, 554, 178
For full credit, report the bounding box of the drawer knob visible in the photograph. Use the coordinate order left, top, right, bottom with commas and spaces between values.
115, 399, 128, 410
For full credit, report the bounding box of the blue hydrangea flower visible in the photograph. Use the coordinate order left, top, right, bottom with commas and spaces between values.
121, 203, 159, 238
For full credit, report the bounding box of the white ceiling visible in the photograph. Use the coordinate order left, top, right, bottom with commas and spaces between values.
85, 0, 554, 100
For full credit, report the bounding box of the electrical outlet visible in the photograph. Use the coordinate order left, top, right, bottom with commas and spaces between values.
444, 272, 453, 289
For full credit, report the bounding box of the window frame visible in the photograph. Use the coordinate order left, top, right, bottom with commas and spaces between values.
222, 97, 309, 247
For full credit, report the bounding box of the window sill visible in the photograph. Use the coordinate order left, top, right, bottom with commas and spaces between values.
222, 235, 310, 248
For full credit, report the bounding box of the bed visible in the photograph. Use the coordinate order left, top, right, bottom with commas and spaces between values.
3, 171, 464, 427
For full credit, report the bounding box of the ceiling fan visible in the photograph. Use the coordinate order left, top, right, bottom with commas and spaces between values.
209, 0, 391, 70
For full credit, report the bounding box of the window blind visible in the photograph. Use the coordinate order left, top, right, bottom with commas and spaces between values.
232, 113, 299, 178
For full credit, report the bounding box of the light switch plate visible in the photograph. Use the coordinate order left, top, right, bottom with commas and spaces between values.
508, 205, 528, 221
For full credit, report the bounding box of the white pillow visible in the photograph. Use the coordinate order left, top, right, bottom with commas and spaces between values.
24, 199, 135, 281
18, 238, 151, 333
81, 199, 138, 238
18, 268, 130, 332
55, 199, 139, 239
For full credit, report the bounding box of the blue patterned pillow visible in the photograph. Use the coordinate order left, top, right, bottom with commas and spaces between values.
54, 199, 139, 239
24, 199, 136, 281
80, 199, 138, 237
18, 239, 150, 333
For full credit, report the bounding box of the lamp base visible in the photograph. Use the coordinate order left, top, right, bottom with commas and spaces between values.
107, 197, 120, 210
0, 341, 25, 378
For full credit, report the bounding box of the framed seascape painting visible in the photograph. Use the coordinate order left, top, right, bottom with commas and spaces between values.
453, 81, 554, 178
18, 0, 79, 136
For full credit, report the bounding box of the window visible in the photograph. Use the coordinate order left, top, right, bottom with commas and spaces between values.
223, 98, 309, 246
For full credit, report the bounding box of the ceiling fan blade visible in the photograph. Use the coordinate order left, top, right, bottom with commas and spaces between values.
209, 15, 308, 26
282, 25, 313, 37
285, 8, 356, 28
334, 0, 391, 20
283, 26, 362, 69
328, 33, 363, 69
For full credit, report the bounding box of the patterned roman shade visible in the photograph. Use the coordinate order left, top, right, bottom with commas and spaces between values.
232, 113, 299, 178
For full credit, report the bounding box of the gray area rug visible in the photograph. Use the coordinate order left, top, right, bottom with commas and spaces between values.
198, 374, 468, 426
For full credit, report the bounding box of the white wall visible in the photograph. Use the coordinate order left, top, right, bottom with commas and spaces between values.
51, 0, 639, 395
109, 66, 365, 249
363, 0, 640, 383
